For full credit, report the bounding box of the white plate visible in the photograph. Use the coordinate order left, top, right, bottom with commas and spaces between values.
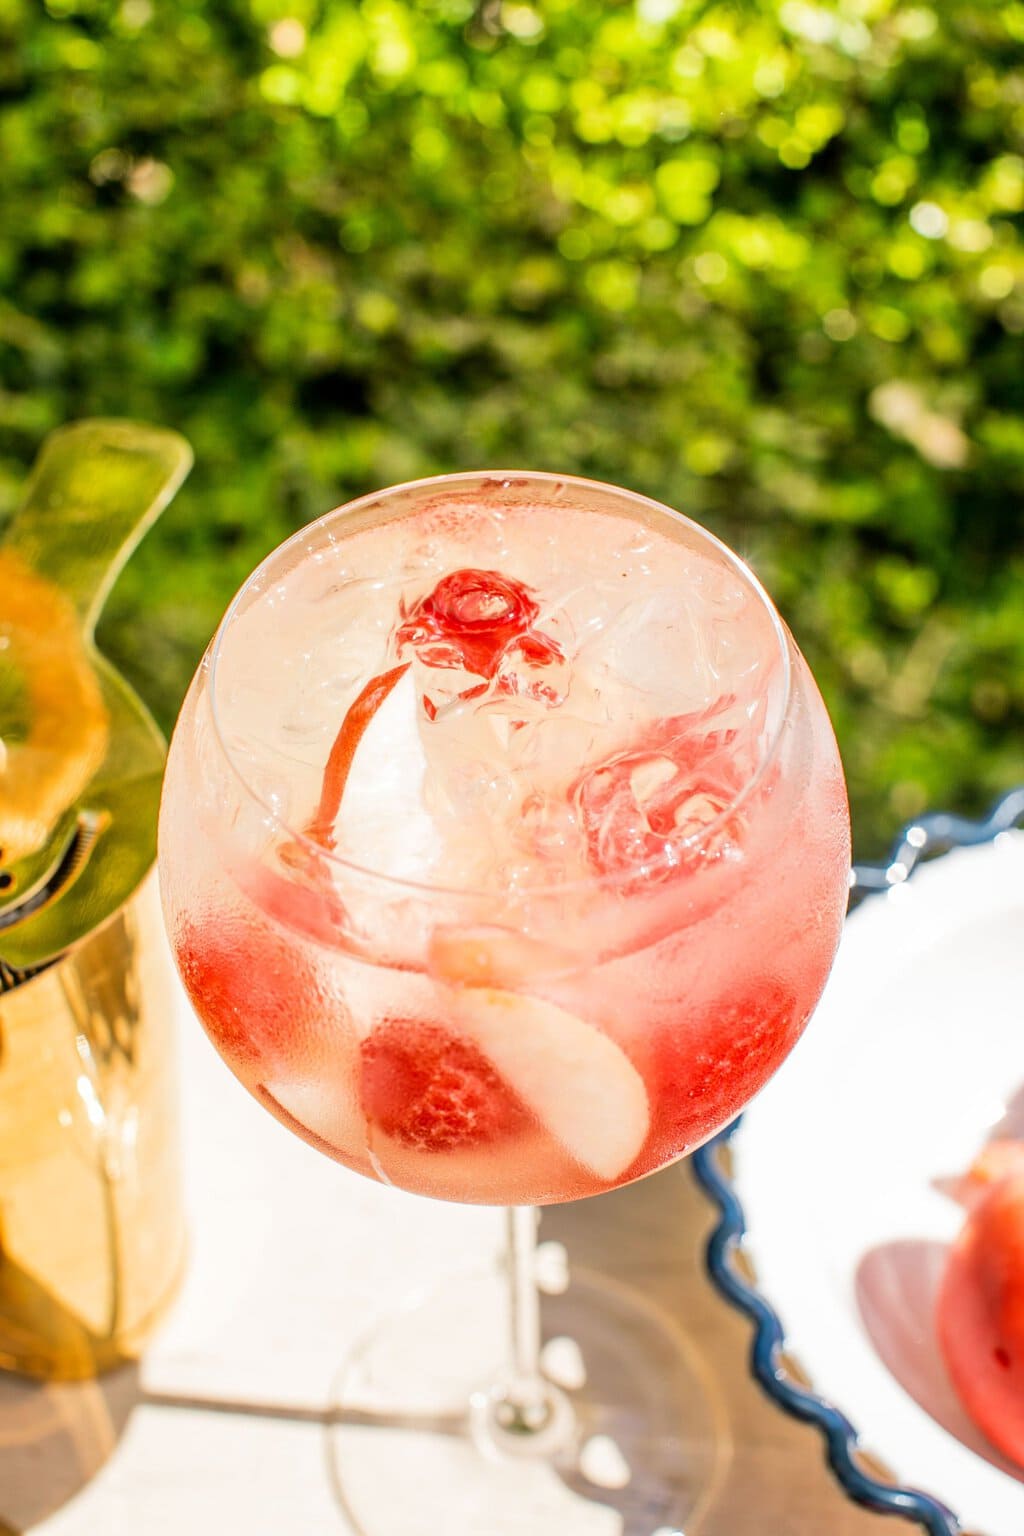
733, 829, 1024, 1536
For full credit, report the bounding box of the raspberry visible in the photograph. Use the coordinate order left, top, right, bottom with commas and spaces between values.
360, 1019, 528, 1153
646, 979, 806, 1159
175, 912, 317, 1071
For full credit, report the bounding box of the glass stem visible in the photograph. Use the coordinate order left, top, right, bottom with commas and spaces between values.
496, 1205, 551, 1433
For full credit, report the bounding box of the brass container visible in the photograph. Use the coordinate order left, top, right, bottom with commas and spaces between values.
0, 875, 185, 1378
0, 420, 192, 1379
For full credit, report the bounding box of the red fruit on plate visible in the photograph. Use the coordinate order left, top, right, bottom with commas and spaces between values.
937, 1162, 1024, 1468
359, 1019, 528, 1153
955, 1140, 1024, 1206
175, 912, 324, 1071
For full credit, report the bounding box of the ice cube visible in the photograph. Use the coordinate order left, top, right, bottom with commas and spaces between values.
571, 701, 749, 881
331, 669, 443, 882
578, 584, 722, 721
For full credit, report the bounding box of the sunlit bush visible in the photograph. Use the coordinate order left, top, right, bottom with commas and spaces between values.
1, 0, 1022, 850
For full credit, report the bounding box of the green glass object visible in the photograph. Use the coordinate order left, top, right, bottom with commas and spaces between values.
0, 419, 192, 972
0, 422, 191, 1384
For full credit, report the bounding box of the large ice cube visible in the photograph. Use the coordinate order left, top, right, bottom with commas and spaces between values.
577, 581, 735, 723
331, 668, 443, 882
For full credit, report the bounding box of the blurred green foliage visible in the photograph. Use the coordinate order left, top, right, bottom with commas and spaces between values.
1, 0, 1022, 854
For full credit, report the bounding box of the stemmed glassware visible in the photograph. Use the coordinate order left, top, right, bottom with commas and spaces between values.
159, 471, 850, 1534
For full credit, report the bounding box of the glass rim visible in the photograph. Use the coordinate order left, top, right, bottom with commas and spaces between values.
207, 469, 794, 902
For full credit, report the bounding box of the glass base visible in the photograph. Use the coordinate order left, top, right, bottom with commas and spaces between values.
327, 1261, 730, 1536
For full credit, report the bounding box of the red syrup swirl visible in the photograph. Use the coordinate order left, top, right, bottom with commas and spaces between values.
395, 567, 563, 681
304, 661, 410, 849
305, 569, 561, 849
571, 706, 744, 883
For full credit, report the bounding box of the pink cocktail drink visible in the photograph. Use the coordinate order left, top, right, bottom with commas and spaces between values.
160, 474, 849, 1207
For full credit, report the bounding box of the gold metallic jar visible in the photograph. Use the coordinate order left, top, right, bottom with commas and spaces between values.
0, 421, 192, 1379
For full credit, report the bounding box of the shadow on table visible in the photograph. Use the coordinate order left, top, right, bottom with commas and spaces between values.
0, 1363, 141, 1532
0, 1169, 718, 1534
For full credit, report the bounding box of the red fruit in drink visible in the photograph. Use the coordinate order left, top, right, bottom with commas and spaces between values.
175, 912, 321, 1070
360, 1019, 528, 1153
644, 979, 806, 1161
937, 1155, 1024, 1468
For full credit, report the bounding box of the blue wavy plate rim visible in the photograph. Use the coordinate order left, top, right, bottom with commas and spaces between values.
691, 785, 1024, 1536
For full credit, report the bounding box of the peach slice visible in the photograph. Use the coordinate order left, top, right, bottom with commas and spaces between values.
451, 986, 649, 1182
262, 1071, 366, 1163
429, 924, 578, 988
